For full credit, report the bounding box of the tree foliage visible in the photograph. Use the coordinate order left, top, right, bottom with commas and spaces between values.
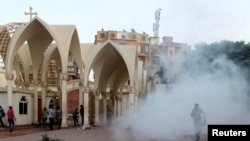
183, 40, 250, 82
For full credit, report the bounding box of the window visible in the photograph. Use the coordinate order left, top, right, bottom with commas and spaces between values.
19, 63, 23, 71
152, 57, 160, 65
132, 34, 136, 39
141, 46, 146, 53
111, 33, 115, 38
122, 35, 126, 39
48, 78, 58, 86
100, 33, 105, 38
19, 96, 28, 114
152, 48, 157, 54
141, 36, 146, 41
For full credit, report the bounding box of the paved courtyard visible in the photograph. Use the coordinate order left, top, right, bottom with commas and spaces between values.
0, 124, 207, 141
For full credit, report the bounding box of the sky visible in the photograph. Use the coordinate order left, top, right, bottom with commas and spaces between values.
1, 0, 250, 46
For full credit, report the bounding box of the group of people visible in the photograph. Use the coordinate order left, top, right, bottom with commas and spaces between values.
1, 103, 204, 140
41, 105, 62, 130
0, 105, 16, 132
72, 105, 84, 126
41, 104, 84, 130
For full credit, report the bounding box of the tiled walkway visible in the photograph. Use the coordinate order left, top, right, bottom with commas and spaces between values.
0, 124, 207, 141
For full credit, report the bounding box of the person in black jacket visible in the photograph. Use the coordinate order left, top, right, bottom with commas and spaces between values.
0, 105, 5, 128
80, 105, 84, 125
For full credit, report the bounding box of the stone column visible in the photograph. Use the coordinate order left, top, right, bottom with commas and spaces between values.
82, 86, 90, 129
78, 80, 84, 106
41, 82, 47, 108
61, 73, 68, 128
128, 86, 135, 128
128, 86, 135, 112
117, 96, 122, 120
102, 95, 107, 125
134, 92, 139, 112
5, 73, 14, 107
94, 90, 100, 125
113, 99, 117, 119
32, 79, 39, 124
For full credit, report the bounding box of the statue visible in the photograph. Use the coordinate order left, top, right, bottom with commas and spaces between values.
155, 8, 161, 24
153, 8, 161, 37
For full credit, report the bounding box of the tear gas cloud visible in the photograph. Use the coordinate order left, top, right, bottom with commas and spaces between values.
111, 42, 250, 140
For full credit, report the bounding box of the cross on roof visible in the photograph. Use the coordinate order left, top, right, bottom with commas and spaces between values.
24, 7, 38, 21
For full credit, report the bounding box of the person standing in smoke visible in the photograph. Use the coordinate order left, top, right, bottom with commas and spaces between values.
191, 103, 206, 141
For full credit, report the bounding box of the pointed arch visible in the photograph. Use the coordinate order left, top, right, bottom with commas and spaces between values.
5, 17, 61, 74
84, 40, 136, 87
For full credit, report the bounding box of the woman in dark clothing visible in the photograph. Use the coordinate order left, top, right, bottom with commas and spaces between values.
80, 105, 84, 125
72, 108, 79, 126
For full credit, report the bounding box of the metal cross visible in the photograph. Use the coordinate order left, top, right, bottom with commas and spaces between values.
24, 7, 38, 21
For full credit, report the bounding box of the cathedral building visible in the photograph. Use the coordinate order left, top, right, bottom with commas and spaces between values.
0, 17, 147, 128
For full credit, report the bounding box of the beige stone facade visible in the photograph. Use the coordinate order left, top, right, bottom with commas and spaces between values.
94, 30, 149, 70
148, 36, 191, 85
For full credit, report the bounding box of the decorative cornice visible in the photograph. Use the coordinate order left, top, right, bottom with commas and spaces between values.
41, 81, 47, 87
32, 79, 40, 86
78, 80, 84, 87
83, 86, 90, 93
61, 73, 68, 81
5, 73, 14, 80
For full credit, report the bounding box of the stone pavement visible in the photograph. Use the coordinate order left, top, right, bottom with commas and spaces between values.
0, 125, 207, 141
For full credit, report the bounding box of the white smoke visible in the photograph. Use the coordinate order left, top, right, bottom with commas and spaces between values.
110, 43, 250, 140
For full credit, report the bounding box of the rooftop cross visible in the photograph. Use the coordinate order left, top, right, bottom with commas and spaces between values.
24, 7, 38, 21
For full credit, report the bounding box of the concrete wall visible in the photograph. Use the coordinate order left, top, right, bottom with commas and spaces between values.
13, 92, 33, 125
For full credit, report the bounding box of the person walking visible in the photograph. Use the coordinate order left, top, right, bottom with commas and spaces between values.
56, 106, 62, 129
0, 105, 6, 128
42, 107, 48, 127
48, 105, 55, 130
7, 106, 16, 132
191, 103, 206, 141
80, 105, 84, 125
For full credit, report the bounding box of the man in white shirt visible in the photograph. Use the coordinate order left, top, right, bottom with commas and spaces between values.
48, 105, 55, 130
